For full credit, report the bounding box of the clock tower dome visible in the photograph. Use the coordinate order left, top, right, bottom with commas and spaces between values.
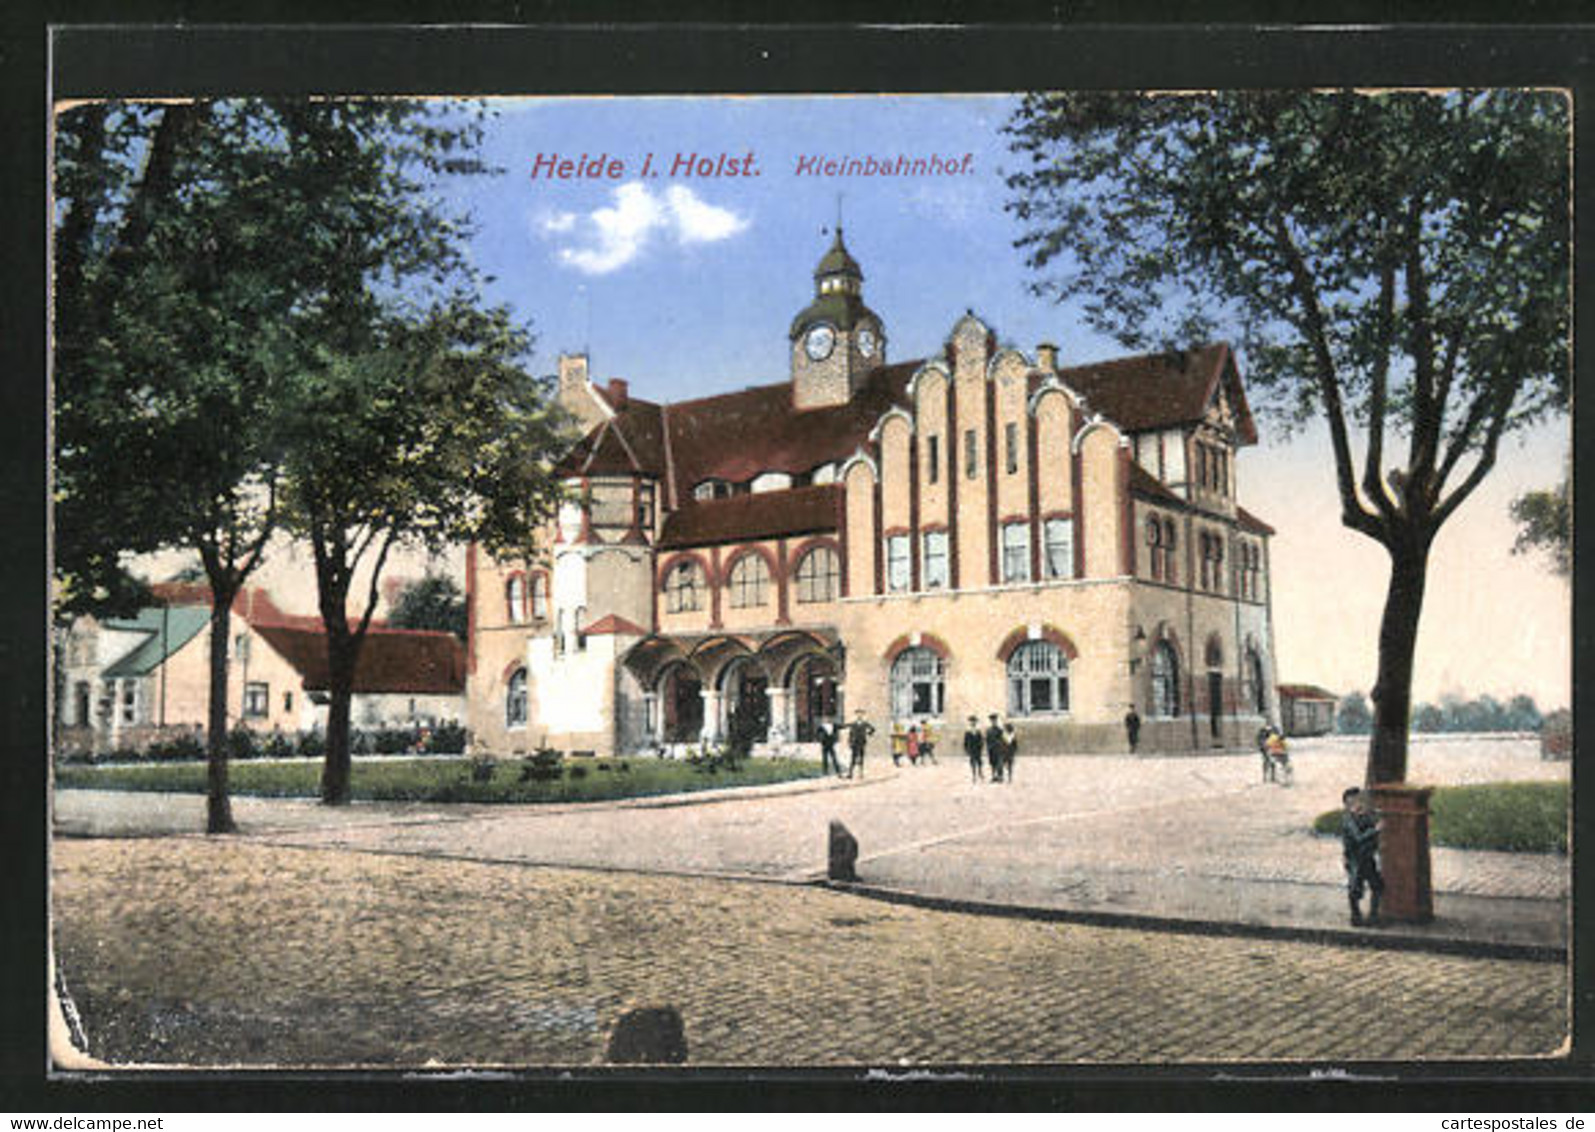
789, 227, 886, 409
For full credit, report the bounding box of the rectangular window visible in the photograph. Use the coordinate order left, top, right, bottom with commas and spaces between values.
283, 691, 294, 714
1005, 422, 1019, 474
922, 530, 948, 589
1043, 517, 1075, 580
244, 682, 269, 719
1001, 522, 1031, 583
120, 681, 137, 724
886, 534, 911, 592
927, 435, 940, 484
965, 429, 978, 479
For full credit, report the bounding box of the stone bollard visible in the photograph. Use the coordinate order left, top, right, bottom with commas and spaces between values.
606, 1006, 688, 1064
1369, 782, 1434, 923
828, 819, 859, 882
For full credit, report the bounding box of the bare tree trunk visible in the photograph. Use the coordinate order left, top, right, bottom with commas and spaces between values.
1367, 532, 1430, 786
319, 631, 361, 805
205, 591, 238, 834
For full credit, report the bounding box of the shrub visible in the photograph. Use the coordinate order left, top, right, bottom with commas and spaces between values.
426, 721, 468, 755
297, 730, 326, 760
225, 727, 259, 761
145, 732, 206, 762
520, 747, 563, 782
262, 732, 296, 759
569, 764, 588, 780
469, 754, 497, 783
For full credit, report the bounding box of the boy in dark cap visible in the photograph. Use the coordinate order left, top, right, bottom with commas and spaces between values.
1341, 786, 1384, 926
963, 716, 984, 782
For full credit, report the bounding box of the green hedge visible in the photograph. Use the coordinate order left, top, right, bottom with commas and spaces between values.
56, 754, 825, 804
1311, 781, 1567, 853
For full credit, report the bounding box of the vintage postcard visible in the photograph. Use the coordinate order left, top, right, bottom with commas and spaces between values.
44, 27, 1575, 1083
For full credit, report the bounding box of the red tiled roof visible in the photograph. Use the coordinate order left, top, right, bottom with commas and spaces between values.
1236, 505, 1276, 536
1059, 343, 1257, 446
581, 614, 648, 636
148, 582, 296, 625
1277, 683, 1337, 702
253, 624, 466, 695
658, 483, 841, 549
665, 362, 919, 491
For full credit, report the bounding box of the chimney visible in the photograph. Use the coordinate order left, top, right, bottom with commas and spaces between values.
558, 353, 590, 396
1037, 342, 1059, 372
606, 378, 629, 408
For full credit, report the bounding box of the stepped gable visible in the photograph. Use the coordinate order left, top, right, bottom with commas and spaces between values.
659, 483, 842, 549
1058, 343, 1257, 445
666, 360, 918, 492
252, 623, 466, 695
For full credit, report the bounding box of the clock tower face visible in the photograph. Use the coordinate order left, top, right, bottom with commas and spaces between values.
805, 324, 836, 361
857, 327, 878, 359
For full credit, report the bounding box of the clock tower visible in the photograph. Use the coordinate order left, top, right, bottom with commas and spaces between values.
789, 227, 887, 409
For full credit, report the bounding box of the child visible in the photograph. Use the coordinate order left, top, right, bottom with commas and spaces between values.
906, 724, 921, 766
1340, 786, 1384, 926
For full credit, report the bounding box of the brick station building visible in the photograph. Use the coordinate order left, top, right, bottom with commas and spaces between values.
466, 230, 1280, 756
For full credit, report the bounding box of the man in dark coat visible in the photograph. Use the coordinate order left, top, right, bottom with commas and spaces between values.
817, 719, 842, 776
963, 716, 984, 782
985, 714, 1006, 783
1002, 722, 1018, 785
1125, 707, 1141, 753
846, 711, 876, 779
1341, 786, 1384, 926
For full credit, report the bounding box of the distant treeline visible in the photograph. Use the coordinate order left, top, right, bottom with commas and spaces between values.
1335, 692, 1551, 735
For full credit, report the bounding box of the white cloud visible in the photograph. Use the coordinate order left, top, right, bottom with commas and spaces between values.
538, 210, 578, 234
665, 184, 750, 244
540, 182, 749, 275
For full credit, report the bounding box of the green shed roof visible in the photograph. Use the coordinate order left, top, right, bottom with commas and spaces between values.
102, 606, 211, 678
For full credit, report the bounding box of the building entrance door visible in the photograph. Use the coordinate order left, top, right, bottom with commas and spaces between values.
792, 654, 839, 741
1208, 671, 1224, 741
732, 672, 769, 742
663, 667, 703, 743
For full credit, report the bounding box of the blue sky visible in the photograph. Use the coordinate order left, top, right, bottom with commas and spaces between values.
425, 94, 1569, 709
454, 94, 1123, 397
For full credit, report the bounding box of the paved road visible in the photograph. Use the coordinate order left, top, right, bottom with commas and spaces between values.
50, 736, 1571, 1067
53, 838, 1566, 1068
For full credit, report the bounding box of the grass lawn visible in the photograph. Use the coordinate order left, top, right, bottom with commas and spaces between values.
1312, 781, 1568, 853
55, 755, 827, 805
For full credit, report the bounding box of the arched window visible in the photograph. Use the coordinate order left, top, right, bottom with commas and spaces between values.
506, 575, 527, 623
1007, 640, 1070, 716
794, 546, 839, 603
506, 668, 528, 728
1248, 647, 1267, 714
727, 553, 770, 608
1151, 641, 1181, 718
1146, 516, 1162, 581
665, 559, 705, 613
1162, 519, 1178, 584
890, 647, 945, 719
530, 573, 548, 620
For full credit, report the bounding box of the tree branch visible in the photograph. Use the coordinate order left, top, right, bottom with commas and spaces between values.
1362, 249, 1399, 520
1431, 384, 1516, 530
1272, 212, 1385, 541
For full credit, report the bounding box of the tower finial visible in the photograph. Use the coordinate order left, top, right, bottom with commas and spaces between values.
836, 192, 844, 236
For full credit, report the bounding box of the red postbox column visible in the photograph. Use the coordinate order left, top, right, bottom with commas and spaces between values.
1369, 782, 1434, 923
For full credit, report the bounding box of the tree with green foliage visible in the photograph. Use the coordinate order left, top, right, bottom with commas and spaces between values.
248, 101, 570, 805
1510, 478, 1570, 576
388, 573, 469, 640
1336, 691, 1373, 735
55, 100, 312, 832
1007, 90, 1569, 786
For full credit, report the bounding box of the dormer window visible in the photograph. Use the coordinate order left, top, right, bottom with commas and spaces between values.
694, 479, 732, 501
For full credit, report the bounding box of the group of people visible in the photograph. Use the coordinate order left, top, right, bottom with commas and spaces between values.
889, 721, 938, 767
815, 712, 879, 779
1256, 723, 1292, 783
813, 711, 1017, 783
963, 713, 1017, 783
